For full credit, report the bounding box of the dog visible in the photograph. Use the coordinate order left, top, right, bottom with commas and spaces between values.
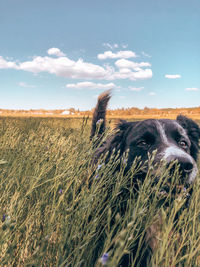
90, 90, 200, 266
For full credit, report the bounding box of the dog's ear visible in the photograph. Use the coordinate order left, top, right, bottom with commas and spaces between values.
94, 120, 138, 165
109, 120, 137, 155
177, 115, 200, 161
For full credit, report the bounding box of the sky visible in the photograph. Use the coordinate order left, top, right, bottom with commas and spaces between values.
0, 0, 199, 110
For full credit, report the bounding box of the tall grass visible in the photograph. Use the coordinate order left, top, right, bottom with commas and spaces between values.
0, 117, 200, 266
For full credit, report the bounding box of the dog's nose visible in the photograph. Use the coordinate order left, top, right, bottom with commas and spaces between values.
166, 155, 193, 174
182, 161, 193, 173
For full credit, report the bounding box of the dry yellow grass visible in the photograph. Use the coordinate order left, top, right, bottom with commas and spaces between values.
1, 113, 200, 120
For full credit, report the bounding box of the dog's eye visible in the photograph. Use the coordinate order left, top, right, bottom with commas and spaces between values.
179, 140, 188, 149
137, 140, 149, 147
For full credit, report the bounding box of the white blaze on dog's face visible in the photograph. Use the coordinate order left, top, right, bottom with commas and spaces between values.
156, 120, 198, 184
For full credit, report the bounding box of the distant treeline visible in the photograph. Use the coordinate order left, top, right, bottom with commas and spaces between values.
82, 106, 200, 116
1, 106, 200, 116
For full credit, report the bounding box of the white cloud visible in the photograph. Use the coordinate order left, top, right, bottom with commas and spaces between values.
0, 48, 153, 81
98, 50, 137, 60
103, 43, 114, 49
115, 59, 151, 70
0, 56, 18, 69
18, 56, 110, 80
110, 68, 152, 81
102, 43, 119, 49
66, 81, 116, 90
165, 74, 181, 79
129, 86, 144, 92
19, 82, 36, 88
47, 47, 66, 57
185, 87, 199, 91
122, 44, 128, 49
141, 51, 151, 58
113, 58, 152, 80
103, 43, 129, 49
131, 69, 153, 80
149, 92, 156, 96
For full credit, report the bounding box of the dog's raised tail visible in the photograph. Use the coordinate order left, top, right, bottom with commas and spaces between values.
90, 90, 111, 139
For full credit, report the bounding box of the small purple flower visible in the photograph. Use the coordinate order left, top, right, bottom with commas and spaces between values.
97, 164, 102, 170
123, 159, 127, 164
97, 119, 102, 125
59, 189, 63, 194
100, 253, 109, 265
2, 214, 6, 222
95, 174, 99, 179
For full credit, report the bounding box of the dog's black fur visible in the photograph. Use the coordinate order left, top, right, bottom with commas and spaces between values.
91, 90, 200, 266
91, 91, 200, 184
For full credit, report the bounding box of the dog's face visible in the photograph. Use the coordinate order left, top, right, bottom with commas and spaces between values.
108, 115, 200, 185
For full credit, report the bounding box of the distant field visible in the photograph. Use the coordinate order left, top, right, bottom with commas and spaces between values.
1, 117, 200, 266
1, 113, 200, 120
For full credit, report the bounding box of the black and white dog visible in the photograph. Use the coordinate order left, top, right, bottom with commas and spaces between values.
90, 90, 200, 266
91, 90, 200, 187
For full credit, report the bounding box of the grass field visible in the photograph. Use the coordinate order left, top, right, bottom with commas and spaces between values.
1, 117, 200, 266
2, 113, 200, 121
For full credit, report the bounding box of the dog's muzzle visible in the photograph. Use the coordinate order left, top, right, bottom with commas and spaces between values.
162, 146, 198, 184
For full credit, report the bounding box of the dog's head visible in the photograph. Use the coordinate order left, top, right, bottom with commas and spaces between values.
106, 115, 200, 185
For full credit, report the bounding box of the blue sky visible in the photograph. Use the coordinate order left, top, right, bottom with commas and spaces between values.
0, 0, 199, 110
